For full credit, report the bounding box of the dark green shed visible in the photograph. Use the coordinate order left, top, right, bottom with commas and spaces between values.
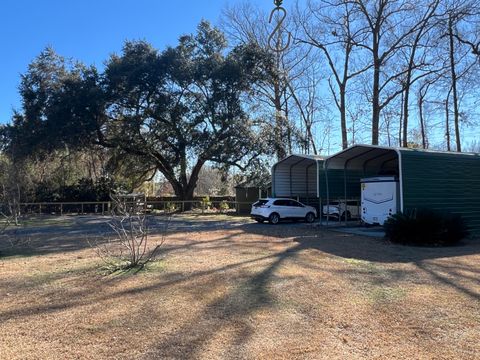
325, 145, 480, 232
235, 182, 271, 214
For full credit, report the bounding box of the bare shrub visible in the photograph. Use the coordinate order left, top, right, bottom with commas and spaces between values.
1, 183, 21, 229
0, 183, 30, 250
92, 194, 168, 272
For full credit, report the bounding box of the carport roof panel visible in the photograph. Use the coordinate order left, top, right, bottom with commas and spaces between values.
325, 145, 399, 170
398, 147, 480, 158
274, 154, 325, 167
325, 144, 480, 170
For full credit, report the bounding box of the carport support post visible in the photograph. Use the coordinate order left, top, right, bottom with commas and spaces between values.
316, 160, 321, 225
344, 168, 348, 227
271, 163, 277, 198
325, 163, 329, 226
316, 191, 322, 224
306, 165, 309, 203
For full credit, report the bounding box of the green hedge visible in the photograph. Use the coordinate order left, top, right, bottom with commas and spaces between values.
384, 209, 469, 246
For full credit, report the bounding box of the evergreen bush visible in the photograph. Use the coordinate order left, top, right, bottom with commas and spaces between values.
384, 209, 468, 246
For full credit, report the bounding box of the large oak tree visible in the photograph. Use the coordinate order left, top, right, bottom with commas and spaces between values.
6, 21, 270, 203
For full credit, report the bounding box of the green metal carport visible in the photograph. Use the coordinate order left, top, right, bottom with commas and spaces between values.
271, 154, 362, 213
325, 144, 480, 232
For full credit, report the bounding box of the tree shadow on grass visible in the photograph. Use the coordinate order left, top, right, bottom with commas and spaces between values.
141, 243, 305, 359
0, 214, 291, 258
2, 216, 480, 356
1, 222, 479, 358
292, 231, 480, 302
1, 230, 309, 359
414, 260, 480, 301
290, 229, 480, 263
143, 233, 480, 357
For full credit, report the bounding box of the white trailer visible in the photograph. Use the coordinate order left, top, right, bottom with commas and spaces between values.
361, 176, 399, 225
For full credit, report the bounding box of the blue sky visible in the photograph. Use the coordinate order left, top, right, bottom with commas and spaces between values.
0, 0, 273, 124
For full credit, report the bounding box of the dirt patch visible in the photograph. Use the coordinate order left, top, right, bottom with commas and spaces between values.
1, 218, 479, 359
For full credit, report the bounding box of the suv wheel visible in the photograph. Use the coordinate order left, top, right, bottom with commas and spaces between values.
268, 213, 280, 225
341, 211, 351, 221
305, 212, 315, 223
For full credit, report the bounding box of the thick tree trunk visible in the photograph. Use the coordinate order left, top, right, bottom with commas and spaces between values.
418, 91, 427, 149
286, 81, 317, 155
156, 157, 205, 212
272, 47, 287, 161
448, 14, 461, 152
402, 82, 410, 148
445, 96, 451, 151
340, 86, 348, 149
402, 1, 437, 148
371, 54, 381, 145
180, 187, 196, 211
399, 90, 404, 147
180, 159, 205, 211
273, 79, 287, 160
284, 90, 292, 155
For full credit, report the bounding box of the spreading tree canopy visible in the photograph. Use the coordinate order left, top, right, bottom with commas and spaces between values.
5, 21, 272, 201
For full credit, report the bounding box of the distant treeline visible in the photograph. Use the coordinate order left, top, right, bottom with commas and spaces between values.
31, 177, 120, 203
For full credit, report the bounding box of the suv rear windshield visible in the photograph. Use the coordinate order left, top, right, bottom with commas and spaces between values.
253, 199, 269, 206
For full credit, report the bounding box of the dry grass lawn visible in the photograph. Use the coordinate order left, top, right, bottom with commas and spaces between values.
1, 217, 479, 359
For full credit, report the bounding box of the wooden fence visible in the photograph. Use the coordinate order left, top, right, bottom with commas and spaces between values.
11, 198, 362, 226
16, 200, 257, 216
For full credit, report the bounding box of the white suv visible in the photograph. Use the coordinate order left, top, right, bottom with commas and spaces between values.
322, 200, 359, 220
251, 198, 317, 224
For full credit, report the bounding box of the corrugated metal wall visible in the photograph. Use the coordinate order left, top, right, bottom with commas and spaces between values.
401, 150, 480, 232
272, 158, 363, 200
291, 162, 317, 196
273, 159, 318, 197
273, 162, 292, 196
320, 168, 362, 199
